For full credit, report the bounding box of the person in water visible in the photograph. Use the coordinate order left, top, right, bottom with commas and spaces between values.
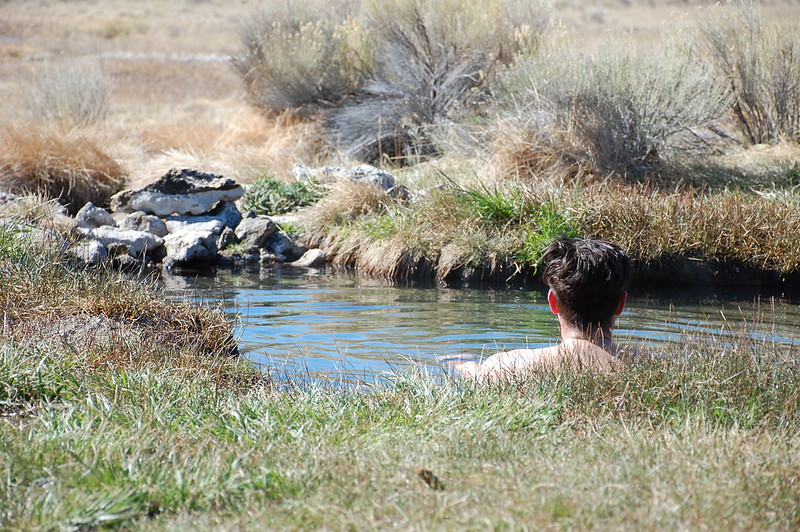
452, 238, 632, 381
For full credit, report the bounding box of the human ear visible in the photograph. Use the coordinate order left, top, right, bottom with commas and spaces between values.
615, 291, 628, 316
547, 289, 559, 315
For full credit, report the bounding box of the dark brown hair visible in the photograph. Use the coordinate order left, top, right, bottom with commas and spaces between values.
541, 238, 631, 329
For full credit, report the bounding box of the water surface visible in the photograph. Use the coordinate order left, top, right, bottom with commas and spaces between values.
163, 266, 800, 380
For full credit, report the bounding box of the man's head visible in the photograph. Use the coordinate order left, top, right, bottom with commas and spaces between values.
541, 238, 631, 330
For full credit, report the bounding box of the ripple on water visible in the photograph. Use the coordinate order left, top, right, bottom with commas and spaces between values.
163, 267, 800, 379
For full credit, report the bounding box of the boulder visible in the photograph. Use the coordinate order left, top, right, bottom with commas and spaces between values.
291, 248, 326, 268
291, 162, 316, 183
234, 215, 277, 251
291, 163, 397, 191
164, 201, 241, 235
165, 218, 224, 236
119, 211, 168, 237
163, 229, 218, 265
82, 226, 164, 257
75, 202, 116, 229
68, 239, 108, 266
110, 168, 244, 216
266, 229, 305, 262
216, 226, 237, 251
348, 164, 397, 190
207, 200, 243, 229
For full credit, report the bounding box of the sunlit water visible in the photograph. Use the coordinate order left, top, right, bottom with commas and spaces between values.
162, 266, 800, 380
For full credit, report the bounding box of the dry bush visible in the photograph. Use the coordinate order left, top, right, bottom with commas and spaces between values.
0, 129, 125, 214
24, 63, 114, 130
235, 0, 549, 163
232, 0, 369, 117
490, 113, 591, 184
702, 2, 800, 144
327, 0, 549, 162
501, 41, 731, 178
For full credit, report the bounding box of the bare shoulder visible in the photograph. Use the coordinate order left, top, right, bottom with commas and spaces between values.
473, 346, 562, 380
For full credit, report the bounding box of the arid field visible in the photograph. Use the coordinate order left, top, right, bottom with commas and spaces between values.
2, 0, 798, 186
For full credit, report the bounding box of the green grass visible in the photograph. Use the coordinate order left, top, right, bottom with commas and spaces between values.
241, 175, 324, 216
2, 198, 799, 529
2, 333, 799, 530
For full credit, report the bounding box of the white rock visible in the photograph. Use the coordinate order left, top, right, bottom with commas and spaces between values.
291, 248, 326, 267
234, 215, 277, 251
68, 240, 108, 266
165, 218, 224, 236
110, 168, 244, 216
84, 226, 164, 257
75, 202, 116, 229
120, 211, 168, 237
163, 229, 217, 263
113, 189, 243, 217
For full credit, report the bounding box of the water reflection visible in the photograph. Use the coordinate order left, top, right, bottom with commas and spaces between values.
162, 266, 800, 378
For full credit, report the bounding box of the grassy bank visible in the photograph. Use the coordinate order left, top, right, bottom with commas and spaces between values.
2, 204, 800, 529
300, 169, 800, 285
3, 323, 800, 529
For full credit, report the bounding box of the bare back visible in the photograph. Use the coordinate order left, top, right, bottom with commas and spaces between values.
457, 339, 627, 381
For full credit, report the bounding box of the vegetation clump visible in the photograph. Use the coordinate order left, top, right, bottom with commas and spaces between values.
499, 42, 731, 178
0, 129, 125, 215
241, 175, 324, 216
24, 63, 115, 130
702, 3, 800, 144
234, 0, 548, 162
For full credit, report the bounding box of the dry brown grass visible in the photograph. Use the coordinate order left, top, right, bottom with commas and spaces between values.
300, 180, 393, 226
490, 115, 592, 184
579, 181, 800, 273
0, 128, 125, 214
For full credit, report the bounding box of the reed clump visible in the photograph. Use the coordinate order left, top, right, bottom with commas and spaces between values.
24, 63, 115, 130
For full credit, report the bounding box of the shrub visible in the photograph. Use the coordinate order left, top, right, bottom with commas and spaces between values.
702, 2, 800, 144
241, 175, 324, 215
500, 42, 731, 178
232, 1, 371, 117
24, 63, 115, 130
327, 0, 548, 162
235, 0, 549, 163
0, 129, 125, 214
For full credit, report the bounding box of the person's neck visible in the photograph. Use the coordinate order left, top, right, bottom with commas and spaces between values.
559, 320, 614, 349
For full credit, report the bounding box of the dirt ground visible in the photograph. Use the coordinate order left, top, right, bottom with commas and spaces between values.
1, 0, 799, 186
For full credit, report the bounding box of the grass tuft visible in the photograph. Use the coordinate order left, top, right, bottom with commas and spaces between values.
241, 175, 324, 216
0, 129, 125, 214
